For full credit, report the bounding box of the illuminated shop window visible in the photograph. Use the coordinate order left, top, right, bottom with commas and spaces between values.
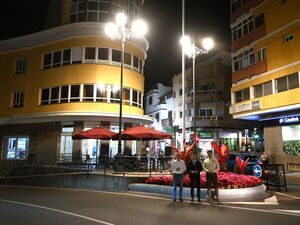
1, 137, 29, 160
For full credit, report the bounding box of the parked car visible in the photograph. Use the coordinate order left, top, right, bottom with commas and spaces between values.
226, 152, 260, 175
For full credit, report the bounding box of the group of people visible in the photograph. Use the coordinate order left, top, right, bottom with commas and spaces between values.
171, 150, 220, 203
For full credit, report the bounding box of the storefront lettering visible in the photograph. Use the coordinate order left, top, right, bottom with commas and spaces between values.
279, 116, 300, 124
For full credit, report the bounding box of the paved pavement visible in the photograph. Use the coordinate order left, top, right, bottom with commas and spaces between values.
0, 185, 299, 225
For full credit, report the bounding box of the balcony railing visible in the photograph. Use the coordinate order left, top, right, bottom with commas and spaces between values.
229, 100, 261, 114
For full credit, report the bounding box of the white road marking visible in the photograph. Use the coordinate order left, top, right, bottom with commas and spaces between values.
1, 185, 299, 218
0, 199, 114, 225
275, 192, 300, 200
273, 210, 300, 214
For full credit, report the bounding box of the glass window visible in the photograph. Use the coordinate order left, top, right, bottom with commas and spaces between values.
257, 48, 266, 62
63, 49, 71, 65
60, 85, 69, 103
255, 13, 264, 28
43, 53, 52, 69
3, 137, 29, 160
110, 86, 120, 103
288, 73, 299, 90
123, 88, 130, 105
235, 90, 242, 103
149, 96, 152, 105
284, 34, 294, 44
98, 47, 108, 60
83, 84, 94, 101
132, 90, 138, 106
112, 49, 121, 63
88, 11, 98, 21
254, 84, 263, 98
263, 81, 272, 96
13, 91, 24, 108
88, 1, 98, 10
70, 85, 80, 102
277, 76, 288, 93
124, 52, 131, 66
41, 88, 50, 105
133, 55, 139, 68
53, 51, 62, 67
50, 87, 59, 103
96, 84, 108, 102
16, 59, 27, 74
85, 47, 96, 60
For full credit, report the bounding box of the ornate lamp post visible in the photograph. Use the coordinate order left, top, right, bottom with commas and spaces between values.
105, 13, 147, 154
181, 36, 214, 141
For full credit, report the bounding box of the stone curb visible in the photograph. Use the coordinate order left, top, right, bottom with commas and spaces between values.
128, 183, 269, 201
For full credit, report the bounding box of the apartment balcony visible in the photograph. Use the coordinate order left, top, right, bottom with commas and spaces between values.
229, 100, 261, 114
231, 0, 264, 23
231, 24, 265, 52
232, 60, 267, 83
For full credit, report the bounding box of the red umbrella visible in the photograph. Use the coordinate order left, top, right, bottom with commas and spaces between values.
118, 126, 172, 140
72, 127, 117, 140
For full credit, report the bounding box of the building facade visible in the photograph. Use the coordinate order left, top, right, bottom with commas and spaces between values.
0, 0, 151, 166
173, 51, 257, 154
229, 0, 300, 164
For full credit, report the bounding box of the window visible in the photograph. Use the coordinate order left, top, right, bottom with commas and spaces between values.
281, 0, 288, 4
70, 85, 80, 102
133, 55, 139, 68
235, 88, 250, 103
50, 87, 59, 103
123, 88, 130, 105
124, 52, 132, 66
2, 137, 29, 160
231, 0, 248, 13
180, 111, 182, 118
12, 91, 24, 108
110, 86, 120, 103
232, 15, 253, 42
52, 51, 62, 67
257, 48, 266, 62
132, 90, 138, 106
96, 84, 108, 102
173, 91, 176, 98
112, 49, 121, 63
41, 88, 50, 105
60, 85, 69, 103
255, 14, 264, 28
83, 84, 94, 102
98, 47, 108, 60
276, 72, 299, 93
254, 81, 272, 98
179, 88, 182, 96
63, 49, 71, 65
148, 96, 152, 105
232, 47, 255, 72
15, 59, 27, 74
85, 47, 96, 60
200, 108, 213, 117
72, 47, 83, 64
284, 34, 294, 44
43, 53, 52, 69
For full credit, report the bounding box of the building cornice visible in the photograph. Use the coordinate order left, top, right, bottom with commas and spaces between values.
0, 111, 153, 125
0, 22, 149, 55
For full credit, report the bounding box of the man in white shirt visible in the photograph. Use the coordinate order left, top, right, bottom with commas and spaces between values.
203, 150, 220, 203
171, 153, 186, 201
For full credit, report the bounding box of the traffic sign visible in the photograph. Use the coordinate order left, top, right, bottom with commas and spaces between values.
253, 164, 262, 177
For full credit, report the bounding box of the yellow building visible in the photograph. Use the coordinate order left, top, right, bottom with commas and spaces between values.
0, 0, 152, 164
230, 0, 300, 165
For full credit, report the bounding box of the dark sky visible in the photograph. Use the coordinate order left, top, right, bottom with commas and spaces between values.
0, 0, 230, 92
143, 0, 231, 91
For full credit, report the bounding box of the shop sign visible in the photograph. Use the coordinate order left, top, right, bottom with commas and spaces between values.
198, 131, 214, 138
279, 116, 300, 124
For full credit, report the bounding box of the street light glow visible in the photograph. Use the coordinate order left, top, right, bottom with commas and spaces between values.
202, 37, 214, 50
180, 35, 191, 49
115, 12, 127, 26
131, 19, 148, 37
105, 22, 118, 38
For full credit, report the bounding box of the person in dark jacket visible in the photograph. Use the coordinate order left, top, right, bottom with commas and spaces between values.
187, 154, 203, 202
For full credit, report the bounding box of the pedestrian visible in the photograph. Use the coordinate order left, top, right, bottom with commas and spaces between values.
203, 150, 220, 203
260, 151, 269, 165
187, 154, 203, 202
171, 153, 186, 202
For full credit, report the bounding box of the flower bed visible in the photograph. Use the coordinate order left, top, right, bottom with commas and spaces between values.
145, 172, 262, 189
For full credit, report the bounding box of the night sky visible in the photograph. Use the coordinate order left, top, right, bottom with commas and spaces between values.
0, 0, 230, 92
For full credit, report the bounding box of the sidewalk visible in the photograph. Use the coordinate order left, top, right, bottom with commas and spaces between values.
285, 172, 300, 188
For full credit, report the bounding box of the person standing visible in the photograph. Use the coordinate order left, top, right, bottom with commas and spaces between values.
260, 151, 269, 165
187, 154, 203, 202
203, 150, 220, 203
171, 153, 186, 202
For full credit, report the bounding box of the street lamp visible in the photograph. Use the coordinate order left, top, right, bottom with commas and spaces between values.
181, 35, 214, 141
105, 13, 147, 154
